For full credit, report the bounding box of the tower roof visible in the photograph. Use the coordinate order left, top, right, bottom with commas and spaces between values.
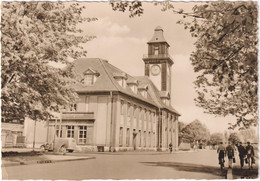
148, 26, 169, 45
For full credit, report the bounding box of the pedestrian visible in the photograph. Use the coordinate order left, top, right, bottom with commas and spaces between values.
193, 141, 197, 152
169, 142, 173, 153
217, 142, 226, 169
245, 141, 255, 169
226, 142, 235, 168
237, 142, 246, 169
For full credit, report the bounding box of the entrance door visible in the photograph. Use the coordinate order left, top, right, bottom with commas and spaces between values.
133, 129, 137, 150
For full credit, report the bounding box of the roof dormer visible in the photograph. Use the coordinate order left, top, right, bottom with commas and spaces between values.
113, 72, 128, 88
127, 77, 139, 94
138, 84, 148, 98
160, 91, 170, 106
81, 68, 100, 86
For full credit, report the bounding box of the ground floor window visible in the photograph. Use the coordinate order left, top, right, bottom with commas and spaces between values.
67, 126, 74, 138
78, 126, 87, 144
119, 127, 123, 147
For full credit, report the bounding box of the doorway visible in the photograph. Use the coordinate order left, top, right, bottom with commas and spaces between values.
133, 129, 137, 150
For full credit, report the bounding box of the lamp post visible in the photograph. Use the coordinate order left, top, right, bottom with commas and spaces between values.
32, 119, 37, 152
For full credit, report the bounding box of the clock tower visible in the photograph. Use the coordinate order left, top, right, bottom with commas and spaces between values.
143, 26, 174, 98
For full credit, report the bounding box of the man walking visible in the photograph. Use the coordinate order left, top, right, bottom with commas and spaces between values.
226, 142, 235, 168
237, 142, 246, 169
217, 142, 226, 169
245, 141, 255, 169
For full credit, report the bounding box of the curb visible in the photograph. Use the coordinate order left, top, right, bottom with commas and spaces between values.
2, 156, 95, 167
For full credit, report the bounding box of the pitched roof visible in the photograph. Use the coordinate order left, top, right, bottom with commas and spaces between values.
134, 76, 180, 115
71, 58, 180, 115
148, 26, 169, 46
71, 58, 157, 107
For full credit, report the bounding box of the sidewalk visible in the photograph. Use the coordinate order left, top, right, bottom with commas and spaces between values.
2, 152, 95, 167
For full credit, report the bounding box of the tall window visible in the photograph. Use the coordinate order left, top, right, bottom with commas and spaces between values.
78, 126, 87, 144
67, 126, 74, 138
143, 131, 146, 147
127, 103, 131, 117
148, 132, 151, 147
126, 128, 130, 147
120, 100, 124, 115
119, 127, 123, 146
133, 105, 137, 118
139, 130, 142, 147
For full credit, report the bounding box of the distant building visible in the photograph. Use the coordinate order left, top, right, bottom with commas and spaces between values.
1, 118, 25, 148
24, 27, 181, 152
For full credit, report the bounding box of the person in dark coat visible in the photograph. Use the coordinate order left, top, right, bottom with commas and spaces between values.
169, 143, 173, 153
237, 142, 246, 169
245, 141, 255, 169
217, 142, 226, 169
226, 142, 235, 168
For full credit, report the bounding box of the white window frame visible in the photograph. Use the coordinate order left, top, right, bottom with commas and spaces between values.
66, 126, 74, 138
70, 104, 77, 112
78, 126, 87, 144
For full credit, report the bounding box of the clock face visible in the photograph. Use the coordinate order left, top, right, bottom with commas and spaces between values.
151, 64, 161, 76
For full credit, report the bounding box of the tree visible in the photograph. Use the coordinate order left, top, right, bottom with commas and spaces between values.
209, 133, 224, 146
180, 119, 210, 144
238, 128, 258, 143
178, 121, 186, 145
1, 2, 97, 121
110, 1, 258, 129
228, 132, 241, 144
111, 1, 143, 18
169, 2, 258, 129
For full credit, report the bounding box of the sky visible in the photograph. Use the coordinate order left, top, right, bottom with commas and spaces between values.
78, 2, 239, 133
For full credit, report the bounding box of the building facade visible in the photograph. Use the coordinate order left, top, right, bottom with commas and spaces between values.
24, 27, 180, 152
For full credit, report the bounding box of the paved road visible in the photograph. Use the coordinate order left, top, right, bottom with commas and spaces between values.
2, 150, 226, 179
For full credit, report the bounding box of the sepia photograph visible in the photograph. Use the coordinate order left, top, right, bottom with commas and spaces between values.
1, 0, 258, 180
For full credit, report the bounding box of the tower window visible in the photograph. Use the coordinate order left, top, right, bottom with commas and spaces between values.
154, 47, 159, 55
